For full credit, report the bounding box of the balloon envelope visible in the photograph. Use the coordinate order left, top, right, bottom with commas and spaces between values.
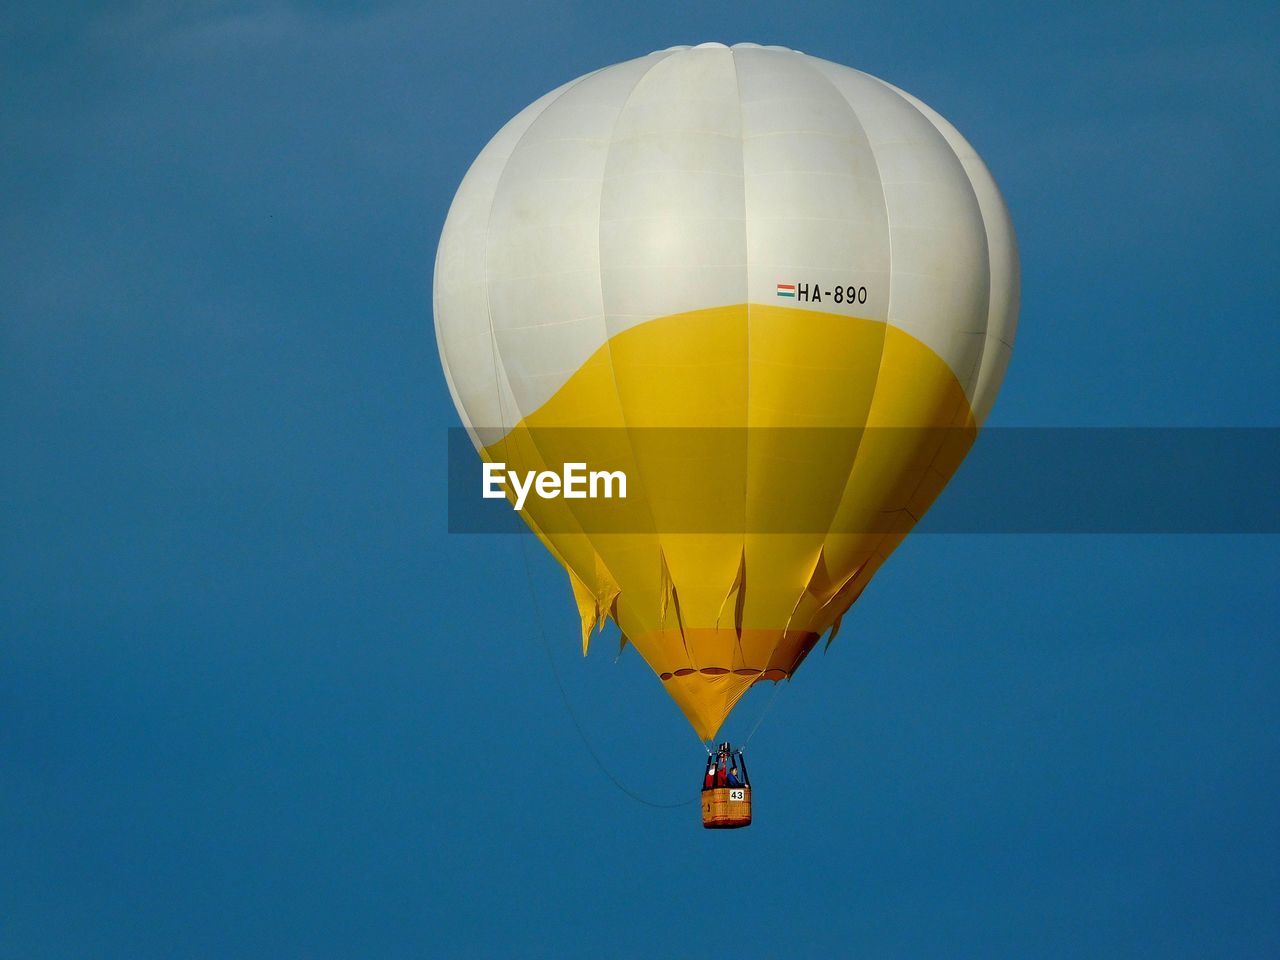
434, 44, 1019, 739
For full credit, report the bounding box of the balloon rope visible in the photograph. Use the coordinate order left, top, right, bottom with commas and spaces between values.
740, 675, 785, 751
517, 534, 701, 809
484, 289, 700, 809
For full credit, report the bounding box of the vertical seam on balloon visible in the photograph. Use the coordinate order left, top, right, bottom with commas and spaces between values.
786, 55, 897, 635
592, 51, 694, 664
811, 63, 979, 602
811, 64, 933, 599
728, 45, 750, 673
482, 70, 601, 443
853, 74, 984, 546
876, 80, 1020, 424
479, 70, 605, 575
873, 77, 994, 408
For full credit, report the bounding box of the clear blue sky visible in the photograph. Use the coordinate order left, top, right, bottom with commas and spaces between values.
3, 2, 1278, 957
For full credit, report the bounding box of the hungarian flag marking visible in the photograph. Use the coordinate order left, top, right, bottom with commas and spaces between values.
776, 283, 796, 298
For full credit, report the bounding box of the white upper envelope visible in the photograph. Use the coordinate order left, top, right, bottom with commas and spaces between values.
434, 44, 1019, 446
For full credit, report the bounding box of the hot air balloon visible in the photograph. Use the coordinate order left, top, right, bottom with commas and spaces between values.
433, 44, 1019, 807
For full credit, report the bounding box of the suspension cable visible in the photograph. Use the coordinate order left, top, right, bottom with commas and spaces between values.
483, 298, 702, 809
517, 534, 701, 809
739, 674, 786, 752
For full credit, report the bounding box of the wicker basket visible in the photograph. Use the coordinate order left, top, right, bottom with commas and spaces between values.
701, 786, 752, 829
